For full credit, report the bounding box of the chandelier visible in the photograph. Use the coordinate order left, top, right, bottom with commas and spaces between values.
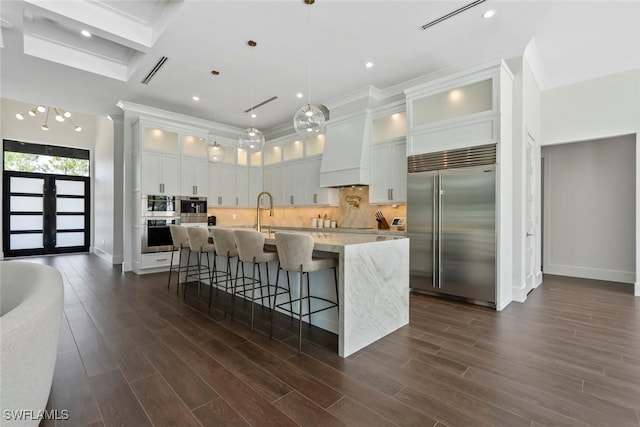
15, 105, 82, 132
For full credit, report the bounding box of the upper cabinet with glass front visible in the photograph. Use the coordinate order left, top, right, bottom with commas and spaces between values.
181, 133, 208, 197
405, 62, 510, 156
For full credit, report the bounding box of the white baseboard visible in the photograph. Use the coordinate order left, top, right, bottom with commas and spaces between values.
512, 285, 532, 303
534, 271, 543, 288
635, 282, 640, 296
93, 248, 124, 265
122, 261, 132, 272
544, 264, 634, 284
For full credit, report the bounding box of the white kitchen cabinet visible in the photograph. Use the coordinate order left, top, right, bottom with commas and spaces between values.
263, 165, 283, 206
248, 167, 264, 206
235, 167, 249, 207
141, 151, 180, 195
369, 140, 407, 204
305, 157, 338, 206
208, 163, 251, 207
181, 157, 207, 197
282, 161, 306, 206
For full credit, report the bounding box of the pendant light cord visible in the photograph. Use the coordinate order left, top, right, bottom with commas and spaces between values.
306, 3, 312, 107
249, 40, 256, 129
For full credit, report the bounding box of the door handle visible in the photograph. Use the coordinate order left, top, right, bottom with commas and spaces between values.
218, 196, 222, 205
527, 232, 535, 236
290, 195, 294, 205
313, 193, 318, 204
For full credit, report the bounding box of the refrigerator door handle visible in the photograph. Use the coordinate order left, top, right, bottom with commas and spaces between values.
432, 174, 437, 289
438, 174, 443, 289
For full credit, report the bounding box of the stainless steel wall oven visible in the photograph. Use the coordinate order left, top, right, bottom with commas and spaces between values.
142, 217, 179, 253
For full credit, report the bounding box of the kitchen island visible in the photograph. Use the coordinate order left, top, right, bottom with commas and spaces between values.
207, 229, 410, 357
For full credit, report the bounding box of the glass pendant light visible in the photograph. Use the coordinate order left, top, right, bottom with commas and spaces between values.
293, 0, 325, 137
207, 140, 225, 163
238, 40, 265, 153
207, 69, 225, 163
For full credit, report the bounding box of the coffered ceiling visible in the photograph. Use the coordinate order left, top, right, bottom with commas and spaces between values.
1, 0, 638, 131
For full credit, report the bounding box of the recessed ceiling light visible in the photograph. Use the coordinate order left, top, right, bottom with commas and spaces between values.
365, 61, 374, 68
192, 96, 200, 101
296, 93, 303, 98
36, 105, 46, 113
251, 113, 257, 118
81, 29, 92, 37
482, 10, 496, 19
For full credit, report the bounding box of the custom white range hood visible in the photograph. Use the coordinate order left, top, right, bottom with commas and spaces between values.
319, 111, 371, 188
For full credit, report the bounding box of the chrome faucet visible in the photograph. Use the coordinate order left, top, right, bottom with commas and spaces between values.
256, 191, 274, 232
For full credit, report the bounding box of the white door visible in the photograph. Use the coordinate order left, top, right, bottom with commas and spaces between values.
525, 134, 537, 288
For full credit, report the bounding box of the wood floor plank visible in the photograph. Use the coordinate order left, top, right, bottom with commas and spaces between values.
88, 369, 152, 427
75, 334, 119, 378
287, 353, 439, 427
100, 332, 157, 383
233, 341, 344, 408
463, 366, 639, 427
327, 397, 398, 427
202, 368, 298, 427
192, 398, 251, 427
141, 342, 218, 409
49, 351, 102, 427
272, 391, 348, 427
153, 326, 223, 377
199, 337, 293, 403
129, 374, 202, 427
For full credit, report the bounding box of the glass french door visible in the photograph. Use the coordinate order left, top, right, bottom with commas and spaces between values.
3, 171, 90, 257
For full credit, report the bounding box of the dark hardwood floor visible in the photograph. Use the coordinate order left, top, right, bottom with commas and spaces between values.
19, 253, 640, 426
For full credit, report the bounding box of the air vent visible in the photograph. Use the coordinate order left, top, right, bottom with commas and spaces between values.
141, 56, 168, 84
408, 144, 496, 172
243, 96, 278, 113
419, 0, 487, 31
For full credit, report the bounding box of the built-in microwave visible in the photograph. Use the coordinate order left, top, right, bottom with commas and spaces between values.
180, 197, 207, 224
142, 217, 179, 253
142, 195, 178, 217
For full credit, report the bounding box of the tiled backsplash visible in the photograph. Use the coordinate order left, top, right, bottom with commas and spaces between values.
208, 186, 406, 229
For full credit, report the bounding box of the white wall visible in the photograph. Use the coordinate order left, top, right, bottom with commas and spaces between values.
542, 69, 640, 145
93, 116, 120, 264
542, 135, 635, 283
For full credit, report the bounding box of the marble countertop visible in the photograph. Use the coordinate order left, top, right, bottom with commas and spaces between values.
209, 226, 406, 254
213, 224, 405, 237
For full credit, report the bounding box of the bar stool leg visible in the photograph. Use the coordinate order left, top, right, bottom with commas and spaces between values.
250, 256, 257, 332
269, 264, 280, 339
207, 252, 214, 308
167, 247, 175, 290
184, 250, 191, 300
298, 264, 304, 354
306, 272, 311, 325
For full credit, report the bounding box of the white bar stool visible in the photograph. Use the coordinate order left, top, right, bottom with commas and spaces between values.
271, 232, 339, 354
233, 229, 279, 331
210, 228, 240, 316
168, 225, 191, 296
185, 226, 216, 302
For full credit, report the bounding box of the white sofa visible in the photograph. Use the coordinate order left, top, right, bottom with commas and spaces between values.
0, 261, 63, 427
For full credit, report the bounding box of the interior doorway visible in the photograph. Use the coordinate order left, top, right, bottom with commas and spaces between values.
2, 140, 90, 257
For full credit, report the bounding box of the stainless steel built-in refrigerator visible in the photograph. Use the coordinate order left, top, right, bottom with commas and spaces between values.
407, 145, 496, 307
